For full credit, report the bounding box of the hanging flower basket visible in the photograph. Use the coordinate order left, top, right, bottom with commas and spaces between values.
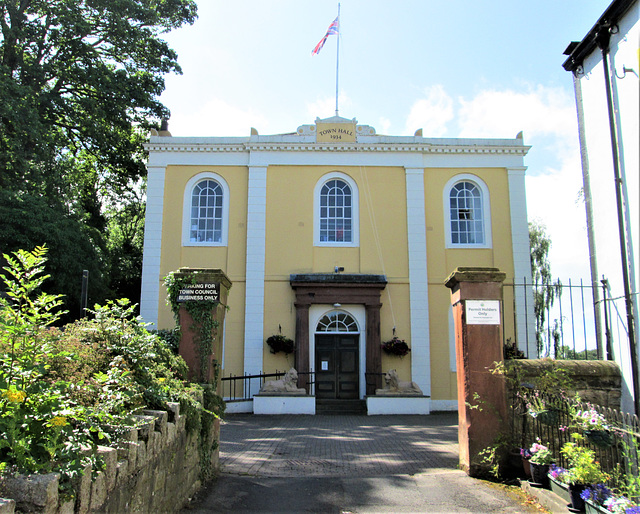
529, 408, 560, 426
266, 335, 295, 354
584, 430, 614, 449
381, 337, 411, 357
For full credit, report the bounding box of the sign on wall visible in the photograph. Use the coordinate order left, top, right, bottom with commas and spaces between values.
465, 300, 501, 325
176, 282, 220, 303
316, 122, 357, 143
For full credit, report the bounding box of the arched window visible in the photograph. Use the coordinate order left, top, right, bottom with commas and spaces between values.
190, 179, 223, 243
444, 175, 492, 248
183, 173, 229, 246
314, 172, 359, 246
316, 311, 359, 333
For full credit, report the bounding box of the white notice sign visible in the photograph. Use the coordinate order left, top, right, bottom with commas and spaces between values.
466, 300, 501, 325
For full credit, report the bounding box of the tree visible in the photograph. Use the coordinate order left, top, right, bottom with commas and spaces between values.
0, 0, 197, 316
0, 189, 108, 323
529, 220, 562, 356
104, 183, 146, 305
1, 0, 197, 191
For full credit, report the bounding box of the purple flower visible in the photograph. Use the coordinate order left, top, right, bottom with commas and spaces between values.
549, 464, 567, 480
580, 484, 611, 505
604, 495, 638, 514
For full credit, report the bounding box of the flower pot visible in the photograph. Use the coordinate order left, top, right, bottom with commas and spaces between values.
568, 484, 586, 513
585, 499, 609, 514
522, 458, 532, 478
507, 451, 528, 478
529, 462, 550, 488
584, 430, 614, 449
549, 476, 571, 504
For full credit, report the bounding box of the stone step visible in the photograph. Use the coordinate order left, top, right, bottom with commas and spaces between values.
316, 399, 367, 415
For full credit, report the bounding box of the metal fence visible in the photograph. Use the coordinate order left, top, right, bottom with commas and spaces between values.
220, 371, 315, 403
507, 277, 629, 361
513, 391, 639, 491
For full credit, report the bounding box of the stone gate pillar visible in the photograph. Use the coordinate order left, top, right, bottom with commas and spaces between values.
444, 267, 507, 476
174, 269, 232, 384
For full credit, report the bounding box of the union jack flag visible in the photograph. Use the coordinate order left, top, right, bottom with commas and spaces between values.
312, 16, 339, 55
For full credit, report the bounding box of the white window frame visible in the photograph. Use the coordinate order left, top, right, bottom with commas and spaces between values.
182, 172, 230, 247
443, 174, 492, 249
314, 171, 359, 247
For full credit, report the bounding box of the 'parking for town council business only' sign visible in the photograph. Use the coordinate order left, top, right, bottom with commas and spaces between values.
176, 282, 220, 303
465, 300, 501, 325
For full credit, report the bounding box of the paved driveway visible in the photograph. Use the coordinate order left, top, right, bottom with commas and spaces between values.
182, 413, 541, 513
218, 413, 459, 478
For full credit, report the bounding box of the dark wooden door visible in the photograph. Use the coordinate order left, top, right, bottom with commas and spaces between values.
315, 334, 359, 399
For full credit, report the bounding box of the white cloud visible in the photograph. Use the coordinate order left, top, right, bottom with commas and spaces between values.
457, 85, 576, 144
163, 98, 269, 137
526, 162, 590, 280
404, 85, 454, 137
377, 117, 391, 135
306, 92, 352, 121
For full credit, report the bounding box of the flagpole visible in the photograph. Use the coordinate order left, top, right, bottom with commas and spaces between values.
335, 3, 340, 117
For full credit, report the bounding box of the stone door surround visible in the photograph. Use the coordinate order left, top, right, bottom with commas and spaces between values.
290, 274, 387, 395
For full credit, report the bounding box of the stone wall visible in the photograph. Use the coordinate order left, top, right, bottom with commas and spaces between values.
0, 403, 220, 513
506, 359, 622, 410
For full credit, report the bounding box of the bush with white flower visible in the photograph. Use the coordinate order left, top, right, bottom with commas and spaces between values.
572, 407, 610, 431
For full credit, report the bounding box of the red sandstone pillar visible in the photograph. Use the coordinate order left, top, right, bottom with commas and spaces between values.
174, 269, 231, 385
295, 303, 310, 392
365, 303, 383, 395
444, 267, 508, 476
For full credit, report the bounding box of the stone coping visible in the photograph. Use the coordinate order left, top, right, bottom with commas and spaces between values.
290, 273, 387, 285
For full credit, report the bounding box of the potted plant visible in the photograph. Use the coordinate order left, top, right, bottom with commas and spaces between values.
381, 337, 411, 357
548, 464, 571, 504
520, 446, 533, 478
266, 334, 295, 354
601, 495, 639, 514
525, 393, 560, 425
571, 407, 614, 448
526, 441, 554, 488
560, 434, 609, 512
580, 486, 640, 514
580, 484, 612, 514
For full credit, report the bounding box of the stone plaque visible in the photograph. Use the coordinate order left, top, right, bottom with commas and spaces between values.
316, 122, 356, 143
465, 300, 501, 325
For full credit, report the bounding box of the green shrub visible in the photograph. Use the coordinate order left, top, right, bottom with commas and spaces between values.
0, 247, 105, 490
1, 247, 225, 491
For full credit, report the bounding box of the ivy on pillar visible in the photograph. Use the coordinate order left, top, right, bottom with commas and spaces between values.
165, 268, 232, 385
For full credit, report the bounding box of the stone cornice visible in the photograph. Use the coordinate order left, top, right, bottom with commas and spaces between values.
144, 141, 530, 156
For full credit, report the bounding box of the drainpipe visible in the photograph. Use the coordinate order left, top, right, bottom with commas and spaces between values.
571, 71, 604, 359
597, 28, 640, 416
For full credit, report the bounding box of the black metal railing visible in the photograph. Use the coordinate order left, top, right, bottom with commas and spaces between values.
512, 391, 639, 487
506, 276, 628, 361
220, 371, 315, 402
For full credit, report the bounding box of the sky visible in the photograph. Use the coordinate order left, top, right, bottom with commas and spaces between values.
157, 0, 614, 282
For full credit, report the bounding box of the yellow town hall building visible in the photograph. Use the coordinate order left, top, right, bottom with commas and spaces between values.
140, 115, 535, 413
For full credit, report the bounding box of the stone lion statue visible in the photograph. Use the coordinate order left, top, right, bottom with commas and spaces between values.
260, 368, 306, 395
375, 369, 423, 396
